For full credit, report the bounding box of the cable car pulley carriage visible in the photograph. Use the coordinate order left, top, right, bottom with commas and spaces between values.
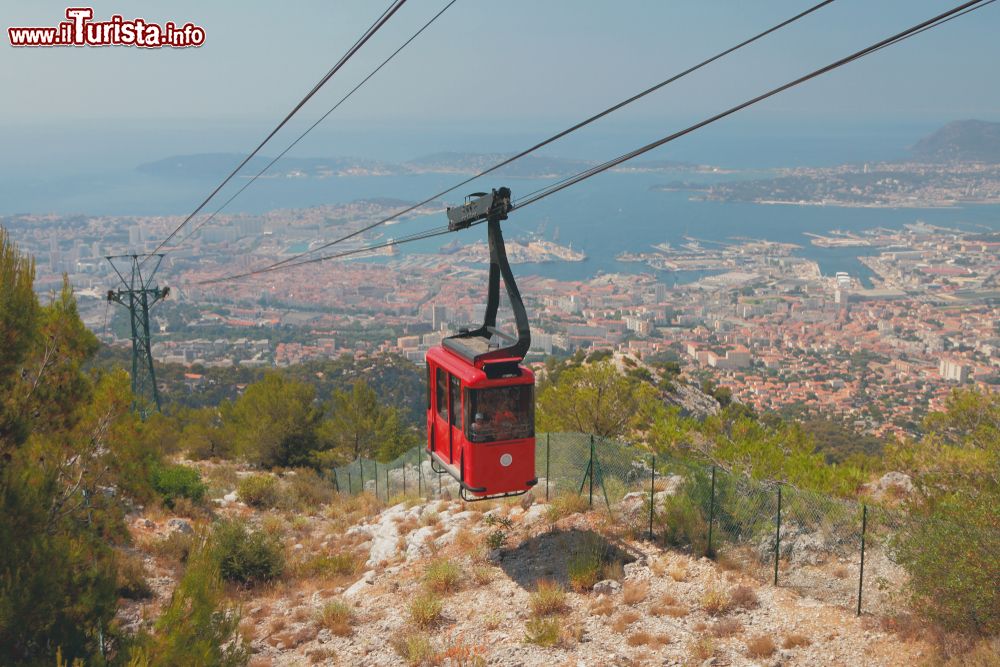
425, 187, 538, 501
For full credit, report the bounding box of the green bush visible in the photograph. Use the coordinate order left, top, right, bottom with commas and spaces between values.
213, 520, 285, 586
151, 463, 207, 509
657, 493, 708, 555
237, 474, 279, 509
128, 539, 248, 666
896, 494, 1000, 635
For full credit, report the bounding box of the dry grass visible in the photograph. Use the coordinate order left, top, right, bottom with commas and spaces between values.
710, 618, 744, 638
649, 593, 688, 618
471, 565, 493, 586
627, 631, 671, 648
650, 557, 669, 577
601, 559, 625, 581
524, 617, 562, 647
622, 580, 649, 605
610, 611, 641, 634
420, 510, 440, 527
783, 633, 812, 649
589, 596, 615, 616
409, 592, 444, 628
668, 563, 687, 582
530, 580, 568, 617
687, 635, 715, 662
317, 600, 354, 636
700, 585, 732, 616
729, 584, 759, 610
545, 493, 590, 522
626, 631, 651, 647
239, 618, 258, 643
746, 635, 778, 658
273, 624, 318, 649
392, 632, 434, 666
832, 564, 850, 579
424, 558, 462, 594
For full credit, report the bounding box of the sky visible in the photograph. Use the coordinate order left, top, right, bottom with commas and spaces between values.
2, 0, 999, 166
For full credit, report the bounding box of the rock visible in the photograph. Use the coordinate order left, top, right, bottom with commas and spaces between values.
223, 491, 238, 503
167, 518, 193, 535
864, 471, 914, 499
487, 549, 504, 563
134, 518, 155, 530
293, 543, 304, 551
343, 571, 376, 598
521, 503, 548, 526
519, 492, 535, 510
593, 579, 622, 595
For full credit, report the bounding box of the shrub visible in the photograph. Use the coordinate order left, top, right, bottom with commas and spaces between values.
611, 611, 640, 634
151, 464, 207, 509
296, 552, 357, 579
746, 635, 777, 658
530, 580, 568, 617
687, 635, 715, 662
116, 553, 153, 600
546, 493, 590, 522
896, 493, 1000, 635
729, 584, 759, 610
567, 540, 604, 592
524, 617, 561, 647
151, 531, 196, 564
409, 592, 443, 628
392, 633, 434, 666
424, 559, 462, 594
213, 520, 285, 586
589, 596, 614, 616
710, 618, 743, 638
622, 580, 649, 605
485, 529, 508, 551
782, 633, 812, 649
130, 540, 248, 666
237, 474, 279, 509
657, 493, 708, 554
317, 600, 353, 636
284, 469, 334, 510
700, 586, 731, 616
471, 565, 493, 586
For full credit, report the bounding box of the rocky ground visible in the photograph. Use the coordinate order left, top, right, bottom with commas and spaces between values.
119, 463, 934, 666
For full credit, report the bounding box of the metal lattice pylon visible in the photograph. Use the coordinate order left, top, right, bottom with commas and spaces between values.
106, 254, 169, 417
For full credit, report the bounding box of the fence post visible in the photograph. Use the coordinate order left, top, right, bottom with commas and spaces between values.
385, 467, 390, 502
403, 459, 407, 496
774, 485, 782, 586
707, 465, 716, 558
347, 471, 353, 495
374, 461, 379, 499
332, 469, 340, 493
359, 459, 364, 494
648, 454, 655, 540
588, 435, 595, 508
418, 449, 424, 498
545, 433, 551, 501
857, 504, 867, 617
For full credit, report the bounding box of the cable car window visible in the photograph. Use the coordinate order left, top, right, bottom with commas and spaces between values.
436, 368, 447, 420
465, 385, 534, 442
449, 375, 461, 428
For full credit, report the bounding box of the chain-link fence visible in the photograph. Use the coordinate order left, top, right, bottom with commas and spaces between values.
329, 432, 909, 617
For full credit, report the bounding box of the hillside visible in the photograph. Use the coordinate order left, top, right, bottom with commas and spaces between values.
121, 461, 932, 667
910, 119, 1000, 163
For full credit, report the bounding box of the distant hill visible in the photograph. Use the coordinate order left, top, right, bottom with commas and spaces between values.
911, 119, 1000, 163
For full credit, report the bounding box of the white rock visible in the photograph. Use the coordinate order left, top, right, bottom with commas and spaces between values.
343, 570, 376, 598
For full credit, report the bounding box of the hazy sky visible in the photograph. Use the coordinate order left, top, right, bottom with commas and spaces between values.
2, 0, 998, 161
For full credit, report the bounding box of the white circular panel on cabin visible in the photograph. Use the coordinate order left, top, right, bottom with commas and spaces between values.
499, 453, 513, 467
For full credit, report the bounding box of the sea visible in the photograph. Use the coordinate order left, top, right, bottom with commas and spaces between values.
3, 119, 999, 287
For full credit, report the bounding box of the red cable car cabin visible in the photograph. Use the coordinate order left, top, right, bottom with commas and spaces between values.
425, 187, 538, 501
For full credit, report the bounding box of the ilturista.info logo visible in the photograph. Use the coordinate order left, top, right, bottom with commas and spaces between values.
8, 7, 205, 48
